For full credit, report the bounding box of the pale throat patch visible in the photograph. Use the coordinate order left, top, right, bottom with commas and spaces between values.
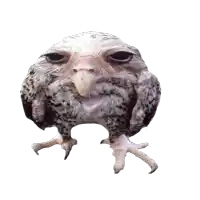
82, 97, 104, 113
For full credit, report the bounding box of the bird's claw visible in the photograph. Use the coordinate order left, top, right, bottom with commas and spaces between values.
31, 143, 42, 155
61, 138, 77, 160
32, 143, 41, 152
100, 138, 110, 144
148, 166, 158, 174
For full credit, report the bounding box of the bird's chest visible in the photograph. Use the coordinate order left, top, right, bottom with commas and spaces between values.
49, 78, 136, 126
50, 93, 133, 125
78, 95, 128, 120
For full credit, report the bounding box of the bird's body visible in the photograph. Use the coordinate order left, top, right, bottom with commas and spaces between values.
46, 74, 137, 136
21, 31, 161, 174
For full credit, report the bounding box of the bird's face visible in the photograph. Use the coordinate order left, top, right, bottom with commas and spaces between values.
36, 32, 147, 96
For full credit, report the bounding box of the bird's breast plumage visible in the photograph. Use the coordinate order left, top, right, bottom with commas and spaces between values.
47, 74, 137, 128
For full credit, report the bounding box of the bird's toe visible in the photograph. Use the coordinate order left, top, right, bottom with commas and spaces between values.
113, 164, 124, 174
136, 142, 149, 149
112, 148, 126, 174
61, 138, 77, 160
128, 145, 158, 174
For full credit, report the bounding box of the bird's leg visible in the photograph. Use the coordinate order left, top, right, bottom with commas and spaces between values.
100, 134, 158, 174
31, 134, 77, 160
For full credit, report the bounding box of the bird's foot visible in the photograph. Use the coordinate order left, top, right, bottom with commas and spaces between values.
100, 134, 158, 174
31, 134, 77, 160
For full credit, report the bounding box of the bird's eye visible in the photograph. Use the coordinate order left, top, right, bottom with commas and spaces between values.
108, 51, 133, 63
44, 53, 67, 64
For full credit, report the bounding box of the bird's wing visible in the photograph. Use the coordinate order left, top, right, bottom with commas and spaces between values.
129, 70, 161, 136
20, 65, 53, 130
20, 64, 51, 103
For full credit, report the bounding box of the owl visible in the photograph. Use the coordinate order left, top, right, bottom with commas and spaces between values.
20, 31, 161, 174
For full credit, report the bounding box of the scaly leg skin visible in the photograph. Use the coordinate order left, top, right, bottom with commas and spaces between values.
31, 134, 77, 160
100, 134, 158, 174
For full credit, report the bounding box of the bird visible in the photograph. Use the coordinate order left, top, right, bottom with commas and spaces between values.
20, 31, 161, 174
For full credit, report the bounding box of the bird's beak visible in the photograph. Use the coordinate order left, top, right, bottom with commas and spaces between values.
72, 71, 96, 96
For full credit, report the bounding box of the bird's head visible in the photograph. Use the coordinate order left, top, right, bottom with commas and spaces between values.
35, 31, 147, 97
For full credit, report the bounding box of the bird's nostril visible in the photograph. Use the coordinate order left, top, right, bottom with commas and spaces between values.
89, 69, 94, 73
73, 69, 78, 73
